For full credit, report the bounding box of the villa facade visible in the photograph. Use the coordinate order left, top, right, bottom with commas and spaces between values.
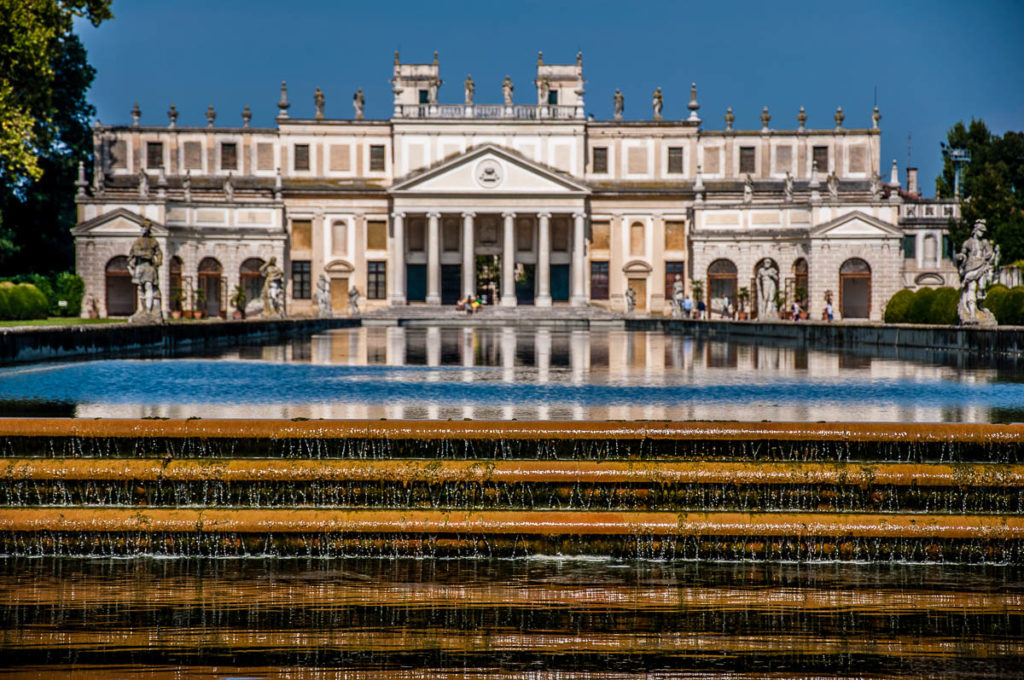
74, 52, 959, 320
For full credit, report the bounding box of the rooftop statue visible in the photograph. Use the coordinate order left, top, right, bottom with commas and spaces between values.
956, 220, 998, 326
128, 220, 163, 324
259, 256, 286, 318
314, 87, 325, 119
464, 75, 474, 106
353, 88, 365, 120
613, 89, 624, 121
502, 76, 514, 106
652, 87, 663, 121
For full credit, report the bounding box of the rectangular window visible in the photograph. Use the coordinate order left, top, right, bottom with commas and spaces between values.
369, 145, 386, 172
294, 144, 310, 171
331, 221, 347, 255
739, 147, 756, 174
812, 146, 829, 173
665, 221, 686, 251
291, 261, 311, 299
547, 90, 558, 105
367, 220, 387, 250
591, 221, 610, 250
590, 261, 609, 300
902, 235, 916, 259
667, 147, 684, 174
418, 90, 429, 104
665, 261, 685, 298
291, 220, 312, 251
942, 235, 952, 259
592, 147, 608, 173
367, 261, 387, 299
220, 142, 237, 170
146, 142, 163, 169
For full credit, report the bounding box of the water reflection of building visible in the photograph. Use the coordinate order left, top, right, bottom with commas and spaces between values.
75, 53, 958, 321
77, 328, 995, 423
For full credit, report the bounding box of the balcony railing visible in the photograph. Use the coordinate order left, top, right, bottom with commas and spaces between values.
395, 104, 581, 120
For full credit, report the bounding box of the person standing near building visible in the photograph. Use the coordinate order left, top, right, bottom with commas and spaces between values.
682, 294, 693, 319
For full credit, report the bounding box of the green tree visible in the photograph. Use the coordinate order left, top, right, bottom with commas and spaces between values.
0, 0, 113, 271
936, 120, 1024, 264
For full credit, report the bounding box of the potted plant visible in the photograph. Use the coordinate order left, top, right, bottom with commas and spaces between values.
230, 285, 247, 320
170, 289, 184, 319
795, 285, 809, 320
736, 287, 750, 320
774, 290, 788, 320
193, 288, 207, 319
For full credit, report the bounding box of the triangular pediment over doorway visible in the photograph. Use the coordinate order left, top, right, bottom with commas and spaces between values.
810, 210, 902, 239
73, 208, 169, 237
389, 144, 590, 196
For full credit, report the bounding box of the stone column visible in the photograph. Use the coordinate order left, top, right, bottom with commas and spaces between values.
426, 211, 441, 304
501, 211, 517, 307
389, 212, 406, 305
571, 211, 587, 306
536, 211, 552, 307
462, 212, 476, 297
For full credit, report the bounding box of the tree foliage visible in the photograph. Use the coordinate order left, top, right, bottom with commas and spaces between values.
936, 120, 1024, 264
0, 0, 112, 271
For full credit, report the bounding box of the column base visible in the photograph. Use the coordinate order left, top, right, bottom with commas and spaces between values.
501, 296, 518, 308
535, 295, 552, 307
571, 295, 589, 307
425, 295, 442, 305
388, 295, 407, 306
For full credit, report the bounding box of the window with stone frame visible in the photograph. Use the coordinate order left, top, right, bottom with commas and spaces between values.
366, 221, 387, 250
547, 90, 558, 105
291, 261, 311, 299
902, 235, 916, 259
667, 147, 684, 174
418, 90, 429, 104
294, 144, 310, 171
590, 221, 610, 250
590, 261, 609, 300
220, 143, 237, 171
592, 147, 608, 173
664, 221, 686, 251
739, 147, 756, 174
332, 221, 348, 255
146, 142, 164, 169
812, 146, 829, 174
629, 221, 645, 256
665, 261, 685, 297
291, 220, 312, 251
367, 261, 387, 299
369, 145, 386, 172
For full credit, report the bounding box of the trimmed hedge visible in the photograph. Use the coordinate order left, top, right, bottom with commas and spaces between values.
0, 282, 50, 320
985, 285, 1024, 325
883, 286, 959, 325
0, 271, 85, 316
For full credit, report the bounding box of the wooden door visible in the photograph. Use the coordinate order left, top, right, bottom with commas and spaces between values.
628, 277, 647, 311
331, 277, 349, 311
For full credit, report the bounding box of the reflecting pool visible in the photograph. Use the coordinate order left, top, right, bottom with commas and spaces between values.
2, 326, 1024, 422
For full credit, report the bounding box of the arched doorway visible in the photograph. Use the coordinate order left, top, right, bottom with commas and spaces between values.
840, 258, 871, 318
169, 256, 183, 313
105, 255, 135, 316
707, 259, 737, 315
197, 257, 223, 318
792, 258, 808, 307
239, 258, 265, 309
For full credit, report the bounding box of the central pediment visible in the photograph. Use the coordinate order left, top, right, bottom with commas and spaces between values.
390, 144, 589, 196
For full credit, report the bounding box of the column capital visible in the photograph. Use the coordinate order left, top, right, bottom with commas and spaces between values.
502, 211, 516, 219
390, 211, 406, 219
426, 211, 441, 219
461, 211, 476, 219
536, 211, 552, 220
572, 211, 587, 220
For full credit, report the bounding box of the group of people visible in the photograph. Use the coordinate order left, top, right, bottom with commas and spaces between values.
455, 294, 483, 314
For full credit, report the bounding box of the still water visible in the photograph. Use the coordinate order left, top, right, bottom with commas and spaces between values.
1, 557, 1022, 678
1, 326, 1023, 422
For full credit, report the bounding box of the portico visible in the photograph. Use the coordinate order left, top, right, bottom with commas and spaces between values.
388, 145, 589, 307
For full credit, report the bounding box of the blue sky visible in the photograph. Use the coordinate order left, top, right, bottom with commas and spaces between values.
77, 0, 1023, 194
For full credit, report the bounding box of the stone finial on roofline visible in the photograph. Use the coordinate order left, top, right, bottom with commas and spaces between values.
167, 104, 178, 128
130, 102, 141, 127
834, 106, 845, 129
205, 105, 216, 127
797, 106, 807, 132
760, 106, 771, 131
724, 107, 734, 131
687, 83, 700, 123
241, 105, 252, 128
277, 81, 290, 119
872, 105, 882, 130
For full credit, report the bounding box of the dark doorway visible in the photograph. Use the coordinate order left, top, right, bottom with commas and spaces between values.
105, 255, 135, 316
441, 265, 461, 305
475, 254, 500, 306
197, 257, 223, 318
515, 264, 536, 305
551, 264, 570, 302
406, 264, 426, 302
840, 258, 871, 318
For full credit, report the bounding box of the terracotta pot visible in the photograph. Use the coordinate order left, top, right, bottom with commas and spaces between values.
170, 310, 182, 319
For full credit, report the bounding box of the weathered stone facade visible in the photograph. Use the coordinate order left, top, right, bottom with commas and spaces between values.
75, 53, 958, 320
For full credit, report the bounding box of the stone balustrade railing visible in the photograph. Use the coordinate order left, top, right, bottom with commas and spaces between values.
395, 104, 581, 120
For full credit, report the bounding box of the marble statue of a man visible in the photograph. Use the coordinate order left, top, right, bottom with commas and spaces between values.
348, 285, 362, 315
756, 259, 779, 320
464, 75, 474, 106
624, 286, 636, 314
353, 88, 365, 120
613, 89, 624, 121
671, 275, 685, 318
128, 220, 163, 323
956, 220, 998, 325
314, 273, 332, 317
259, 256, 286, 318
502, 76, 514, 106
652, 87, 663, 121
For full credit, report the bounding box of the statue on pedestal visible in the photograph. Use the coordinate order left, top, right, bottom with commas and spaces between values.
784, 172, 793, 202
348, 285, 362, 315
827, 171, 839, 200
128, 220, 163, 323
259, 256, 286, 318
464, 75, 474, 106
624, 286, 636, 314
956, 220, 998, 326
652, 87, 663, 121
756, 259, 779, 320
314, 87, 325, 120
314, 273, 332, 317
353, 88, 365, 120
502, 76, 514, 106
743, 174, 753, 203
671, 275, 685, 318
613, 89, 624, 121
